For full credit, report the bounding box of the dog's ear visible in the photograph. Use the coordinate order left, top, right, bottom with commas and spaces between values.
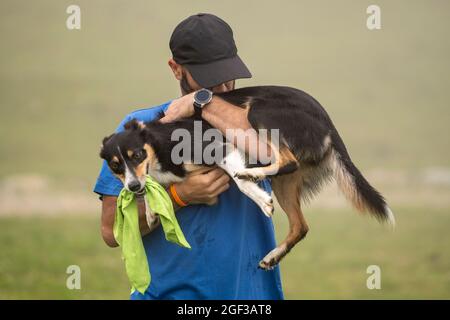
102, 134, 113, 146
99, 133, 114, 159
139, 126, 152, 141
99, 147, 107, 160
124, 118, 145, 131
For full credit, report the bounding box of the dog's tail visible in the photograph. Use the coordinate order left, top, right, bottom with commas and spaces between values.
329, 128, 395, 227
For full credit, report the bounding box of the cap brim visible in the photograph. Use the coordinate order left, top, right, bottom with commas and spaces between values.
184, 55, 252, 88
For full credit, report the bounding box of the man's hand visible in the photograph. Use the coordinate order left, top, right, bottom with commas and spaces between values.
174, 167, 230, 206
101, 196, 155, 248
160, 92, 195, 123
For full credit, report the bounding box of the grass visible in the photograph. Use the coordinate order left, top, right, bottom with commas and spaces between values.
0, 215, 129, 299
275, 207, 450, 299
0, 206, 448, 299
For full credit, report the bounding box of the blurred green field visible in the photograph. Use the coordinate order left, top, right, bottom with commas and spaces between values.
0, 207, 449, 299
0, 0, 449, 299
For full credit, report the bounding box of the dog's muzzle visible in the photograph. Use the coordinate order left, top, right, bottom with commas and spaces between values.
127, 180, 142, 193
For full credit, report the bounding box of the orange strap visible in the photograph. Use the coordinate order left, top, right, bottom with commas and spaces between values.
169, 184, 188, 207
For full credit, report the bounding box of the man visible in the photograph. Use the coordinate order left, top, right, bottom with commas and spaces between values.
94, 13, 283, 300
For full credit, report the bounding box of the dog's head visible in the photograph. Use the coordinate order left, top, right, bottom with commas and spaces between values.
99, 119, 157, 193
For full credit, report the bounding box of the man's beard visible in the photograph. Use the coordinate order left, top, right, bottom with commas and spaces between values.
180, 70, 195, 95
180, 70, 235, 95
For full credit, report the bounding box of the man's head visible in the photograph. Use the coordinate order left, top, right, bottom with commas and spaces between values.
168, 13, 251, 94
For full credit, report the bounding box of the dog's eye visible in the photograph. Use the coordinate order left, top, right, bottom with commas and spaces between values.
110, 162, 119, 171
133, 150, 144, 160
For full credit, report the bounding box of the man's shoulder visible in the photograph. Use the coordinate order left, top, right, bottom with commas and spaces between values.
116, 100, 172, 132
126, 100, 172, 122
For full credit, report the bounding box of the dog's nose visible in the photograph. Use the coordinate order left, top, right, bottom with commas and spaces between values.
128, 181, 141, 192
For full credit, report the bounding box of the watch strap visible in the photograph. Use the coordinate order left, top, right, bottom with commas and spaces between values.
193, 101, 203, 117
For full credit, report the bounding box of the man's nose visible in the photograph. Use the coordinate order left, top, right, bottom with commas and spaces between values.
128, 181, 141, 192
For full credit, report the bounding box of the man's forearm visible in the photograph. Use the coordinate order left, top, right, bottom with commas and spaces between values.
202, 96, 271, 159
202, 96, 252, 134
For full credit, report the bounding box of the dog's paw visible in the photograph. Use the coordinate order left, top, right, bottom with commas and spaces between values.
259, 192, 274, 217
234, 170, 264, 182
258, 247, 286, 271
258, 258, 277, 271
261, 201, 274, 218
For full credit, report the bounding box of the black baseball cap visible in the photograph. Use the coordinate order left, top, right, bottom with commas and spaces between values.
169, 13, 252, 88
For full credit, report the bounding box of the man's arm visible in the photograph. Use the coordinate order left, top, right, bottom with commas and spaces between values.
161, 93, 251, 133
161, 93, 270, 159
101, 168, 230, 247
202, 96, 253, 133
101, 196, 152, 248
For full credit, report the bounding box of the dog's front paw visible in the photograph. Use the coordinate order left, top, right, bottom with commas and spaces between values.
261, 197, 274, 218
234, 169, 265, 182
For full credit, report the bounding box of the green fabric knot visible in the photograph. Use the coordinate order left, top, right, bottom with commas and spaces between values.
114, 175, 191, 294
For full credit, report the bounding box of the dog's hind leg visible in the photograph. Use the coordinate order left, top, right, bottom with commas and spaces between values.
234, 145, 299, 182
259, 169, 308, 270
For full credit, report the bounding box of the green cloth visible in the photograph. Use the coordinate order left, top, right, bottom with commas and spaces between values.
114, 175, 191, 294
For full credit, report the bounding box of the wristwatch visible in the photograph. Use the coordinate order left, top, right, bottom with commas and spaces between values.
193, 88, 213, 117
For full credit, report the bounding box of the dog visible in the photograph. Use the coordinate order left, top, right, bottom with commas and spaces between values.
100, 85, 395, 270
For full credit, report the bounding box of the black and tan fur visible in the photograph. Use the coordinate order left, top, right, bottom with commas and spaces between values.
100, 85, 395, 270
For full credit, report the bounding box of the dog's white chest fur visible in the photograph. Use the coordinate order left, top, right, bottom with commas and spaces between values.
148, 163, 183, 186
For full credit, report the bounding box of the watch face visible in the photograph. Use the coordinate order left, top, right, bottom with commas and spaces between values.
195, 89, 212, 104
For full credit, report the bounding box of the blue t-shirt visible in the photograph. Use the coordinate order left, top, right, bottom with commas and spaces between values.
94, 101, 284, 300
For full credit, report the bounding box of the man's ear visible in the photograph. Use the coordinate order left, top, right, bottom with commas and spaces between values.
168, 58, 182, 80
124, 119, 145, 131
